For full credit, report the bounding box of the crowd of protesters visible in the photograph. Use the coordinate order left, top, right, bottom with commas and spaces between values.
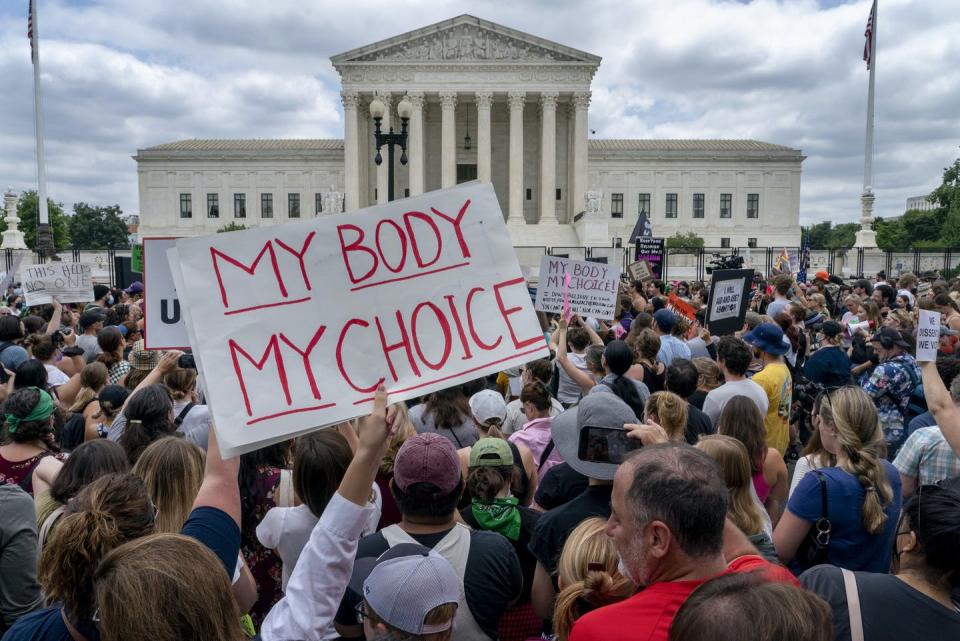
0, 265, 959, 641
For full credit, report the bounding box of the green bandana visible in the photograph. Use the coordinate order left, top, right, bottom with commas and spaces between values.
471, 496, 521, 541
6, 387, 54, 434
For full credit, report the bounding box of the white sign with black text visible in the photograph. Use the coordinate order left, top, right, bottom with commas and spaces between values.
916, 310, 941, 362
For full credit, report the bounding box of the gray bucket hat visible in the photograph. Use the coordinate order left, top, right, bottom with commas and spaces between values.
551, 389, 639, 481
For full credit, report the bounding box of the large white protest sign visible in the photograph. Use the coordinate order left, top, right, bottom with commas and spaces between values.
710, 279, 743, 321
170, 182, 550, 456
534, 255, 619, 319
143, 237, 188, 350
22, 262, 94, 306
916, 310, 941, 362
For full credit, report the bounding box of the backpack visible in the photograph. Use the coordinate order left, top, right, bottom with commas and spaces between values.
900, 364, 927, 422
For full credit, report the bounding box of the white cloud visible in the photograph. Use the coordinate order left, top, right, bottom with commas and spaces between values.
0, 0, 957, 226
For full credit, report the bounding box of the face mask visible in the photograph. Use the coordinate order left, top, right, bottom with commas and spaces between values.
787, 287, 795, 297
107, 295, 115, 306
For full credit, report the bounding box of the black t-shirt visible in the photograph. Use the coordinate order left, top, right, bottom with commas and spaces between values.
335, 527, 522, 639
528, 484, 613, 575
460, 504, 541, 603
801, 564, 960, 641
688, 389, 708, 410
684, 402, 714, 445
534, 462, 589, 511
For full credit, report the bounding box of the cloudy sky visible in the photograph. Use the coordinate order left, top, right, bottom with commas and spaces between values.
0, 0, 957, 225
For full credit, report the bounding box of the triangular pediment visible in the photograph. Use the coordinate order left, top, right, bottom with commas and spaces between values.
331, 15, 601, 65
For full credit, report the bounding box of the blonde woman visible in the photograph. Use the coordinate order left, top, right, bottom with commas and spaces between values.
552, 518, 633, 641
774, 386, 901, 574
643, 391, 688, 442
132, 437, 205, 533
696, 435, 778, 562
64, 362, 109, 444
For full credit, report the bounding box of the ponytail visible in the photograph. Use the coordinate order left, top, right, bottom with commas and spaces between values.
553, 569, 632, 641
38, 473, 153, 621
843, 444, 893, 534
482, 418, 505, 440
607, 375, 646, 421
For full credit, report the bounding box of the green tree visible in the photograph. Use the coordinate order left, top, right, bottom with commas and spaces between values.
800, 221, 859, 249
217, 222, 248, 233
67, 203, 131, 249
932, 158, 960, 248
0, 190, 71, 250
873, 217, 907, 251
665, 231, 704, 248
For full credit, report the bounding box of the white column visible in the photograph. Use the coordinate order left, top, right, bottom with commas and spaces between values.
571, 91, 591, 221
440, 91, 458, 188
507, 91, 526, 223
341, 91, 360, 211
539, 91, 559, 222
475, 91, 493, 183
406, 92, 425, 196
374, 91, 392, 204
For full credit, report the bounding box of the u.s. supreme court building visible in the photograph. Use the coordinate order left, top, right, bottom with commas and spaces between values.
135, 15, 804, 251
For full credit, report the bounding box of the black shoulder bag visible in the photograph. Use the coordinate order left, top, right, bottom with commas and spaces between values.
794, 470, 832, 568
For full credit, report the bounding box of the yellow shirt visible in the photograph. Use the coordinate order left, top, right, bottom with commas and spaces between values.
751, 362, 792, 454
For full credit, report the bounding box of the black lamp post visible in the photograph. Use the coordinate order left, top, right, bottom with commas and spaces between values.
370, 96, 412, 202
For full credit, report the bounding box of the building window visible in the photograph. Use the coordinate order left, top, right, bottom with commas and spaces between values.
720, 193, 732, 218
665, 193, 678, 218
261, 193, 273, 218
611, 193, 624, 218
747, 193, 759, 218
556, 188, 562, 201
288, 193, 300, 218
693, 193, 705, 219
720, 238, 731, 248
233, 193, 246, 218
315, 193, 322, 215
404, 188, 410, 198
748, 237, 758, 248
526, 188, 532, 201
179, 193, 192, 218
638, 193, 651, 216
207, 193, 219, 218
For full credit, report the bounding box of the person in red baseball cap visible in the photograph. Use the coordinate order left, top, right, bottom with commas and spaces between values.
335, 432, 522, 641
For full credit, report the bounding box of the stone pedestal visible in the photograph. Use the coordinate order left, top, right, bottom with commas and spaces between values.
853, 191, 878, 249
2, 189, 27, 250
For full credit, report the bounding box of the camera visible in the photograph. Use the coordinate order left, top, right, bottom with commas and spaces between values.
705, 253, 745, 274
178, 353, 197, 370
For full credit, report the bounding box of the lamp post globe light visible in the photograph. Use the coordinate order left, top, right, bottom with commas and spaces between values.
370, 96, 412, 202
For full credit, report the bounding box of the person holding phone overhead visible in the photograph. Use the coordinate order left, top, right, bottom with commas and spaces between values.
528, 390, 654, 621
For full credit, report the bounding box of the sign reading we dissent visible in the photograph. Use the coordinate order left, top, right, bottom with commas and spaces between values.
170, 183, 550, 456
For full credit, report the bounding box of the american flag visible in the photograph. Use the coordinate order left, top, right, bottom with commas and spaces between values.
863, 0, 876, 69
27, 0, 37, 63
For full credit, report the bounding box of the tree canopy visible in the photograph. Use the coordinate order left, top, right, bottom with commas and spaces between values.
665, 231, 704, 248
0, 190, 71, 250
68, 203, 131, 249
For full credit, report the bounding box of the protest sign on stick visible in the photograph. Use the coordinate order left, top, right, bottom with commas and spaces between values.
916, 310, 941, 362
626, 259, 654, 283
170, 182, 550, 457
704, 269, 754, 335
143, 237, 188, 350
635, 237, 665, 279
534, 255, 619, 319
22, 262, 94, 306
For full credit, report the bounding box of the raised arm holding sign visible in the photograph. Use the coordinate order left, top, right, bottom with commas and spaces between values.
169, 183, 550, 456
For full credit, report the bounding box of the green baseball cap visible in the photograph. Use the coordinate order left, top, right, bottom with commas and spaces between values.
469, 438, 514, 468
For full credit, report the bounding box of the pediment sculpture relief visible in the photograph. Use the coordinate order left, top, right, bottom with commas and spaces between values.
353, 25, 581, 63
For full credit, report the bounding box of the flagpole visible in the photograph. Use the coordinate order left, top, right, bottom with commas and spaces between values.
31, 0, 55, 257
855, 0, 878, 248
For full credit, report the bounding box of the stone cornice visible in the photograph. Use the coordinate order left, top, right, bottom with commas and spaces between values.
337, 63, 596, 92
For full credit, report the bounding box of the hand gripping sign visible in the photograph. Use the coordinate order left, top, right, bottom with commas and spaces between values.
169, 183, 550, 456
